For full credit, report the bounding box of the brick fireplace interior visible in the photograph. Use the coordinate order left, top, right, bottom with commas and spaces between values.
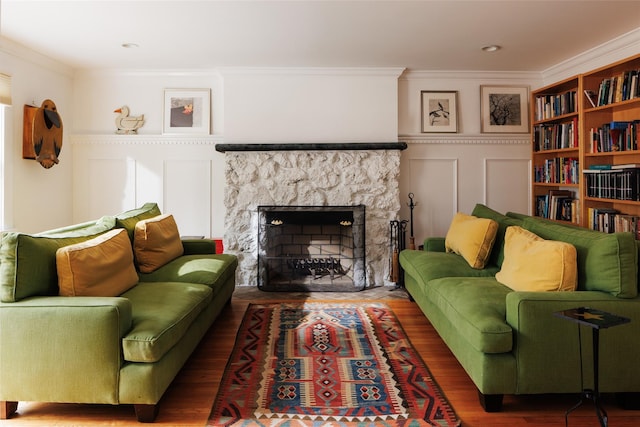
257, 205, 366, 292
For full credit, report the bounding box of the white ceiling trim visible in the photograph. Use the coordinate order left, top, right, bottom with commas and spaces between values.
217, 67, 407, 78
400, 70, 540, 81
0, 37, 73, 77
542, 27, 640, 85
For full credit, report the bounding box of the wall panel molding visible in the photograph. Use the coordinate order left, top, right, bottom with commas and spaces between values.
400, 134, 530, 145
70, 134, 222, 145
484, 158, 531, 215
407, 157, 458, 241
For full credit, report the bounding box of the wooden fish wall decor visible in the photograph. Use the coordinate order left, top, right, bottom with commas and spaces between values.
31, 99, 63, 169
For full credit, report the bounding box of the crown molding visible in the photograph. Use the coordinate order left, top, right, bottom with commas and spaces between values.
542, 28, 640, 84
0, 37, 74, 77
399, 70, 540, 81
217, 67, 406, 78
74, 68, 225, 78
399, 134, 531, 145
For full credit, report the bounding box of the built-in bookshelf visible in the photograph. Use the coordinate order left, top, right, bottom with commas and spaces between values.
531, 76, 580, 224
580, 53, 640, 234
531, 54, 640, 231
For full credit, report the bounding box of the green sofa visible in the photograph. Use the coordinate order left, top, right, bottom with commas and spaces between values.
399, 203, 640, 411
0, 203, 238, 422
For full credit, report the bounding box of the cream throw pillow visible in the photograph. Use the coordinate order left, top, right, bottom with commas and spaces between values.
134, 214, 184, 273
445, 212, 498, 269
496, 226, 578, 292
57, 228, 138, 296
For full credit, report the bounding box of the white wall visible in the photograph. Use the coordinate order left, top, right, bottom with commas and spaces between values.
397, 71, 541, 244
221, 68, 403, 142
71, 70, 224, 135
71, 70, 228, 236
70, 68, 404, 238
0, 42, 74, 233
3, 30, 638, 237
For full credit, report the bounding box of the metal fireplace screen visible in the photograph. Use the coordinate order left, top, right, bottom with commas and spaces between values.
257, 205, 366, 292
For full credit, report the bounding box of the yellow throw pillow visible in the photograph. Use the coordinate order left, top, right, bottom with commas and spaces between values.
57, 228, 139, 296
134, 214, 184, 273
445, 212, 498, 269
496, 226, 577, 292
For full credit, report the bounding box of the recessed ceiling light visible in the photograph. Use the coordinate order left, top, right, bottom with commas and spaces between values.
482, 45, 501, 52
121, 43, 139, 49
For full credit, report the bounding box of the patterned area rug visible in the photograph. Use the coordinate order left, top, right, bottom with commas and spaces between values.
207, 302, 460, 426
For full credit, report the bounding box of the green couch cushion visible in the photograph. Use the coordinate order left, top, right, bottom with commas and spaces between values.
115, 202, 162, 242
399, 249, 499, 285
471, 204, 524, 268
36, 215, 116, 238
522, 217, 638, 298
138, 254, 237, 295
0, 231, 112, 303
424, 276, 513, 353
121, 281, 213, 363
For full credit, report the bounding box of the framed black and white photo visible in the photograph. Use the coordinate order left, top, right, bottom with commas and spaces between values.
163, 88, 211, 134
421, 90, 458, 133
480, 85, 529, 133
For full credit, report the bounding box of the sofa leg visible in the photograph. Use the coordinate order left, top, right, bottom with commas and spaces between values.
478, 391, 503, 412
0, 401, 18, 419
616, 392, 640, 409
134, 404, 159, 423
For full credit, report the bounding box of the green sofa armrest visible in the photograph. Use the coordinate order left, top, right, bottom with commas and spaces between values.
181, 238, 216, 255
423, 237, 445, 252
505, 291, 640, 394
0, 296, 133, 404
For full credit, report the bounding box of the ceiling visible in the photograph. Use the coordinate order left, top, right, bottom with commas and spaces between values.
1, 0, 639, 72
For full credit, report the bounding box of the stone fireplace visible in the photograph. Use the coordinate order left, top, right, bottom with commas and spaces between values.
217, 142, 406, 287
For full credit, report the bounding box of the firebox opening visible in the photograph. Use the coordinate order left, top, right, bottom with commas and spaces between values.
258, 205, 366, 292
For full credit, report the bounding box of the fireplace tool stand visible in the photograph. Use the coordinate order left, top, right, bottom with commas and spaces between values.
389, 219, 408, 289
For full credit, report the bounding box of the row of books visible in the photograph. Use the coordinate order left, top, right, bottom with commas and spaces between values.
533, 117, 578, 151
588, 120, 640, 153
534, 157, 579, 185
534, 90, 577, 121
585, 69, 640, 107
535, 190, 579, 224
583, 167, 640, 201
587, 207, 640, 239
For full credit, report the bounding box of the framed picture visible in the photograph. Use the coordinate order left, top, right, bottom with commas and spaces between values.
163, 88, 211, 134
421, 90, 458, 133
480, 85, 529, 133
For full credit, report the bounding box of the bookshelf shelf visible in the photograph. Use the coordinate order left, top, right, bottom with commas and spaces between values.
534, 147, 579, 155
584, 197, 640, 206
536, 182, 579, 188
533, 112, 579, 126
585, 150, 640, 158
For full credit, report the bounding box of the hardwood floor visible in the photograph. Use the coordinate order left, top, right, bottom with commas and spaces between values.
3, 288, 640, 426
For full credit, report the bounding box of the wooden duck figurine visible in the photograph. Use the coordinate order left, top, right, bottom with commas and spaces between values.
114, 106, 144, 134
32, 99, 63, 169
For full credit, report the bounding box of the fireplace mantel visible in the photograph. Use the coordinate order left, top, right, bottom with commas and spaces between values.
215, 142, 407, 152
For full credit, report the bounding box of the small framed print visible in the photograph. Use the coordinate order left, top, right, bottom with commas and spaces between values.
421, 90, 458, 133
480, 85, 529, 133
163, 88, 211, 134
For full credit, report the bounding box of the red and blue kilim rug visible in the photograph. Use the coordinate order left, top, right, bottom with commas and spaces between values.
207, 302, 461, 426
